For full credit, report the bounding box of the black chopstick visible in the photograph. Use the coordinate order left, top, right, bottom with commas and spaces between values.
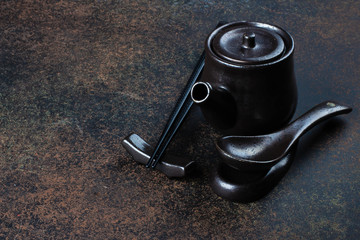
150, 95, 194, 168
146, 21, 227, 169
148, 53, 205, 168
145, 51, 205, 168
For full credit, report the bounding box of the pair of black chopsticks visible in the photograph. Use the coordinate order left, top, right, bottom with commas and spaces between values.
145, 51, 205, 168
146, 21, 227, 169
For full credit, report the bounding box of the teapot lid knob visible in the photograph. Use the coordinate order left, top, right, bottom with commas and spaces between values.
242, 33, 256, 48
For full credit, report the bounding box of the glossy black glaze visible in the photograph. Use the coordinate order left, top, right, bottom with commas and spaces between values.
216, 101, 352, 172
191, 21, 297, 135
122, 134, 196, 178
211, 143, 298, 203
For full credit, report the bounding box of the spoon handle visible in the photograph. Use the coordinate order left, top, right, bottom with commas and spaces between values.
288, 101, 352, 141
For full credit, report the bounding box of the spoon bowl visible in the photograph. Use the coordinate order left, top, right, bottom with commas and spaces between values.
216, 101, 352, 171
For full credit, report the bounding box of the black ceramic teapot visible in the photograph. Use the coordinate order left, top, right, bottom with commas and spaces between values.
191, 21, 297, 135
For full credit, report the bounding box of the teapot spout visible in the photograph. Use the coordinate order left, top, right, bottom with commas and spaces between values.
191, 82, 237, 130
191, 82, 214, 105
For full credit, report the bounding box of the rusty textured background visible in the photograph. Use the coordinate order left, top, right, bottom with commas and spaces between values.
1, 0, 359, 239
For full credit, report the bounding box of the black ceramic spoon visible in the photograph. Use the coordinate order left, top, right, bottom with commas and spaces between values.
216, 101, 352, 172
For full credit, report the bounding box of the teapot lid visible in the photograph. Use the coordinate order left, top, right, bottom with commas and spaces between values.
211, 22, 285, 65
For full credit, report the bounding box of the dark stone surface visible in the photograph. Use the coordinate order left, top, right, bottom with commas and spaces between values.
1, 0, 359, 239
